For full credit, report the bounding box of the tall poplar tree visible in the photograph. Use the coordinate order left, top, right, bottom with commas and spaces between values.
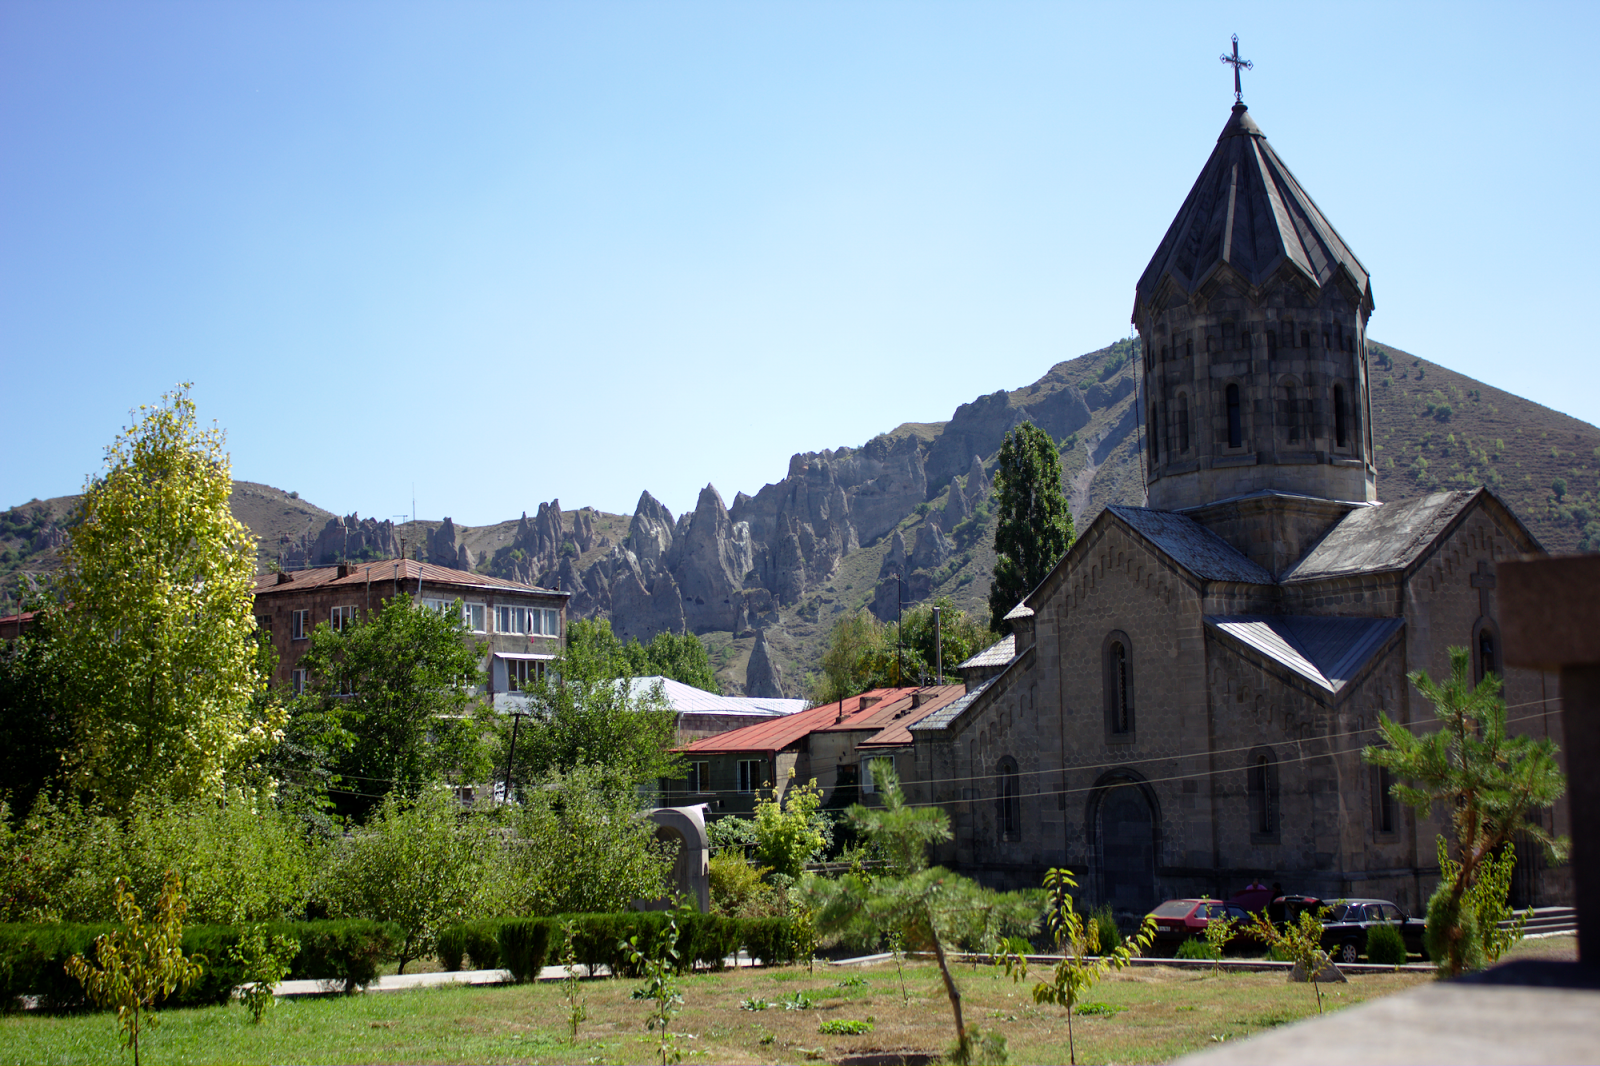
988, 422, 1074, 633
55, 385, 279, 810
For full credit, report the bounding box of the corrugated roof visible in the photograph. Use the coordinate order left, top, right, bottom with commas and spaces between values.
676, 687, 920, 755
1135, 104, 1371, 317
1108, 506, 1274, 584
857, 686, 968, 749
959, 635, 1015, 670
253, 559, 566, 597
616, 676, 806, 717
1206, 615, 1404, 693
1282, 491, 1476, 582
910, 676, 999, 734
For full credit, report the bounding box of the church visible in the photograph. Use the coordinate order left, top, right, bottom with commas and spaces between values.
906, 93, 1570, 919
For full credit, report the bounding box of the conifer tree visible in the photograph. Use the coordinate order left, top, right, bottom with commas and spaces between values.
988, 423, 1074, 633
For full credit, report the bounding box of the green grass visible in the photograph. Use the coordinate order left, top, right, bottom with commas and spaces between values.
2, 958, 1432, 1065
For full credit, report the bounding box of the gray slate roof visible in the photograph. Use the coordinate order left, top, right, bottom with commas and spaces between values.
1206, 615, 1404, 694
958, 634, 1015, 670
1282, 491, 1476, 582
1108, 506, 1274, 584
910, 676, 997, 734
1134, 104, 1371, 314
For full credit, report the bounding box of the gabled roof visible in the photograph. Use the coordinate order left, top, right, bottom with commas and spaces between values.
1134, 104, 1372, 316
253, 559, 565, 597
1281, 491, 1477, 582
844, 686, 966, 749
958, 635, 1015, 670
675, 688, 920, 756
616, 675, 806, 717
909, 676, 998, 735
1206, 615, 1404, 694
1108, 506, 1274, 584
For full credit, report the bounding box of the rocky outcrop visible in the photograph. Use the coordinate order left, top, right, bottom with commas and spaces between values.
744, 630, 786, 698
296, 513, 400, 568
924, 386, 1090, 496
672, 485, 752, 633
965, 455, 992, 503
911, 521, 954, 573
625, 491, 676, 575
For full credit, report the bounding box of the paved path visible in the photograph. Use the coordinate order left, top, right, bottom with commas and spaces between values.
275, 953, 760, 996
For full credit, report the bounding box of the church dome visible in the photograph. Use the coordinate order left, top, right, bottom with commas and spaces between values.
1135, 104, 1372, 317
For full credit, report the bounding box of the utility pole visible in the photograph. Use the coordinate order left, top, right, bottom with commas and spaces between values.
932, 604, 942, 684
501, 709, 527, 804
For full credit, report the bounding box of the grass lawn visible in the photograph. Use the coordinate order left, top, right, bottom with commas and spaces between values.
1, 957, 1433, 1066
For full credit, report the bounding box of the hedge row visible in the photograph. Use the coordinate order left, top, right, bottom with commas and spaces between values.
439, 913, 802, 980
0, 919, 398, 1012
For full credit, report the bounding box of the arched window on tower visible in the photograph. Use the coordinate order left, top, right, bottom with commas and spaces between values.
1249, 748, 1279, 840
1334, 383, 1348, 448
1186, 338, 1194, 360
1477, 625, 1498, 684
997, 757, 1020, 841
1241, 329, 1252, 353
1301, 328, 1310, 348
1177, 393, 1190, 453
1226, 384, 1243, 448
1148, 402, 1159, 466
1281, 377, 1304, 443
1266, 330, 1278, 359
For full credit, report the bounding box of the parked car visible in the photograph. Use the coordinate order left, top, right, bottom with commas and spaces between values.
1147, 899, 1254, 953
1266, 894, 1327, 926
1318, 898, 1427, 963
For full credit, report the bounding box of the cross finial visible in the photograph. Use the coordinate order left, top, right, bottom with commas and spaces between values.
1219, 33, 1253, 104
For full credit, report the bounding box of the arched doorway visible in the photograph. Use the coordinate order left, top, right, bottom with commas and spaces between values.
1091, 773, 1159, 915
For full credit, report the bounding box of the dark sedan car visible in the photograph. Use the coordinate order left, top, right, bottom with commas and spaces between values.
1147, 899, 1254, 953
1318, 898, 1427, 963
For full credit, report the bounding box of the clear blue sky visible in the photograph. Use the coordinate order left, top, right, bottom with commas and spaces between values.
3, 1, 1596, 526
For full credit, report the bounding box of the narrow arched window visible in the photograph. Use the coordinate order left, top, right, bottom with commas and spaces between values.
1266, 330, 1278, 359
1177, 393, 1190, 453
1241, 329, 1252, 353
1148, 402, 1159, 466
1226, 384, 1242, 448
998, 758, 1021, 841
1186, 338, 1193, 360
1157, 403, 1168, 461
1375, 764, 1397, 834
1334, 383, 1348, 447
1106, 638, 1133, 736
1249, 749, 1278, 838
1300, 329, 1310, 348
1477, 628, 1497, 685
1282, 378, 1303, 443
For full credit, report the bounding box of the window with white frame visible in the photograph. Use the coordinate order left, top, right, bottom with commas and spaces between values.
330, 605, 357, 631
497, 605, 560, 636
463, 602, 486, 633
861, 757, 884, 796
291, 668, 308, 695
737, 759, 765, 793
291, 610, 310, 641
541, 608, 560, 636
504, 658, 547, 692
686, 761, 710, 794
496, 605, 526, 634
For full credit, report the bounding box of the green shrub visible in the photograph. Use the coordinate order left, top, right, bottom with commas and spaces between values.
1175, 938, 1221, 961
437, 920, 502, 972
1365, 922, 1408, 966
820, 1018, 874, 1035
497, 919, 553, 982
1090, 904, 1119, 953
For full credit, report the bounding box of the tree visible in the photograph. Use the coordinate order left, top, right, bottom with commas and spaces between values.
988, 422, 1074, 633
516, 623, 681, 788
1362, 646, 1567, 976
562, 618, 721, 692
751, 775, 826, 880
53, 385, 280, 810
0, 606, 75, 813
66, 871, 206, 1066
810, 599, 996, 704
290, 596, 493, 821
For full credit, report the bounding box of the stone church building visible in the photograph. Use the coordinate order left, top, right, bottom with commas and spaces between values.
908, 101, 1570, 919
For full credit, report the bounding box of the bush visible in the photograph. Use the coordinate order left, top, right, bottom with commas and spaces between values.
1090, 904, 1119, 953
708, 853, 776, 919
0, 919, 395, 1009
1365, 922, 1408, 966
437, 920, 502, 972
497, 919, 553, 981
1176, 938, 1221, 961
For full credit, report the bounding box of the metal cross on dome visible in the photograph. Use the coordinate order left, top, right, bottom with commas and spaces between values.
1220, 34, 1253, 104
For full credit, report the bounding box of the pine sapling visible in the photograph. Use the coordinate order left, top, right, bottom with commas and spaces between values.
559, 920, 587, 1044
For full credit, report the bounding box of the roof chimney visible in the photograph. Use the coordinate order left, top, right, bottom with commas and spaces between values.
275, 571, 294, 585
337, 562, 355, 578
911, 690, 926, 708
859, 695, 881, 711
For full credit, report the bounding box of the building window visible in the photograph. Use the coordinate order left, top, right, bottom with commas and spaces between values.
1241, 329, 1252, 352
1148, 402, 1159, 466
1375, 764, 1397, 835
1226, 384, 1243, 448
998, 757, 1021, 841
505, 658, 547, 692
1476, 623, 1499, 685
497, 605, 560, 636
1104, 632, 1134, 737
1334, 384, 1348, 447
463, 603, 486, 632
1177, 393, 1190, 453
1186, 338, 1193, 360
1249, 748, 1278, 839
291, 668, 308, 695
737, 759, 765, 793
291, 609, 310, 641
255, 615, 273, 640
1266, 329, 1278, 358
861, 757, 885, 796
1300, 329, 1310, 348
330, 605, 357, 632
1281, 378, 1305, 443
686, 760, 710, 794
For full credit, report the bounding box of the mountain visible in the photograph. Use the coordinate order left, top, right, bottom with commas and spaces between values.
5, 339, 1597, 693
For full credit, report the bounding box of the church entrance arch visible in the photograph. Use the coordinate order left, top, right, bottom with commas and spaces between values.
1087, 771, 1161, 916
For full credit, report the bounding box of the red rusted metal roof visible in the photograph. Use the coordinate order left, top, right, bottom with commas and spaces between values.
252, 559, 566, 598
854, 685, 967, 749
675, 687, 921, 756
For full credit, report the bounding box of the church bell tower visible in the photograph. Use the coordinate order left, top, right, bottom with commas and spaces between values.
1133, 76, 1377, 512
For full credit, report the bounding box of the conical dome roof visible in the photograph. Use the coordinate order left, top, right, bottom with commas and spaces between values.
1134, 104, 1372, 316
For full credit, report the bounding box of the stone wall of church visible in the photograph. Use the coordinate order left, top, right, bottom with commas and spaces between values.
1185, 494, 1359, 579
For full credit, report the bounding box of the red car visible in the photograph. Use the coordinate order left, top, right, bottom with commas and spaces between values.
1147, 898, 1253, 953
